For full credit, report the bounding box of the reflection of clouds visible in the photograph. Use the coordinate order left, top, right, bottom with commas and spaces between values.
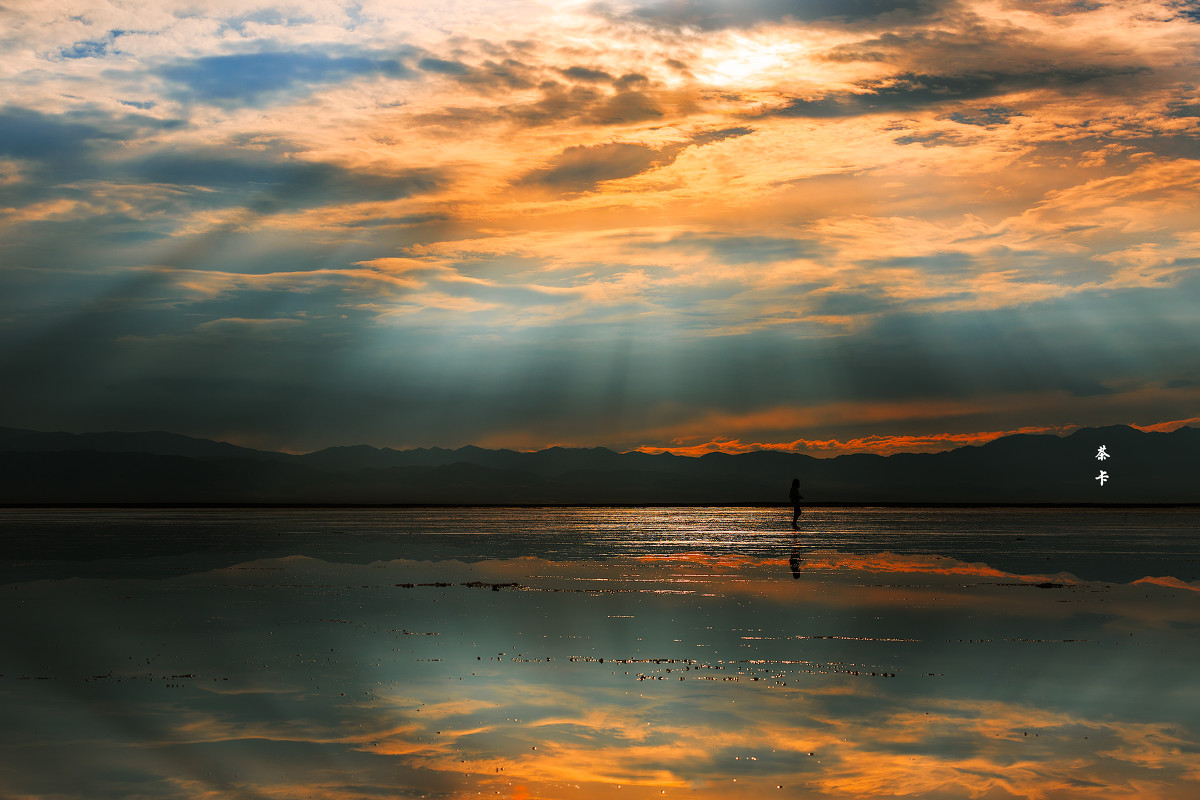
4, 550, 1199, 799
332, 557, 1200, 796
637, 549, 1025, 578
630, 550, 1200, 627
335, 678, 1200, 799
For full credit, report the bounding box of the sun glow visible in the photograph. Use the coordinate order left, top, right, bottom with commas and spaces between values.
695, 33, 811, 86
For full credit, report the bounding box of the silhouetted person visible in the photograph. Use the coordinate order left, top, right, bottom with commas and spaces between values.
788, 478, 804, 530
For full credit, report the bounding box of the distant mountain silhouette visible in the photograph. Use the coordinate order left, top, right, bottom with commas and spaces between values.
0, 426, 288, 461
0, 424, 1195, 504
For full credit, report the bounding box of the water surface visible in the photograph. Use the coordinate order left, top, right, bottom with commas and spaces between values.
1, 507, 1197, 799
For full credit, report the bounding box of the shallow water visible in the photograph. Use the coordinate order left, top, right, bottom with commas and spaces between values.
1, 507, 1198, 799
3, 506, 1198, 583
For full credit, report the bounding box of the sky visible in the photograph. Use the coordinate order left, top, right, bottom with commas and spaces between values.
1, 0, 1198, 456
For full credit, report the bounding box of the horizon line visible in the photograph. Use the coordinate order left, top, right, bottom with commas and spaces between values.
3, 418, 1198, 460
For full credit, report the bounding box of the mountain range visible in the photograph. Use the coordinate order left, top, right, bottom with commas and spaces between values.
0, 424, 1195, 504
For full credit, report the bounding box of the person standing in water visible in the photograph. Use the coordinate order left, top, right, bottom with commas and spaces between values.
788, 478, 804, 530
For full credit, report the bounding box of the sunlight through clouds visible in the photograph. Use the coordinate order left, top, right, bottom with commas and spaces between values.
0, 0, 1198, 450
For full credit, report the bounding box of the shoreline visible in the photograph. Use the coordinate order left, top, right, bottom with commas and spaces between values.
4, 501, 1199, 510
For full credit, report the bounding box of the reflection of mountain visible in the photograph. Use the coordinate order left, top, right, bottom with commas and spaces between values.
0, 424, 1196, 504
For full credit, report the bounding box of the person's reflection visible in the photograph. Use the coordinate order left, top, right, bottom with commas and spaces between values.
789, 533, 802, 579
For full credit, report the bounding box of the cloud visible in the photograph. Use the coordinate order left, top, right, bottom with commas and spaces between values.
583, 89, 667, 124
193, 316, 307, 339
560, 65, 616, 83
417, 57, 471, 76
518, 142, 671, 191
518, 127, 752, 192
636, 232, 820, 264
595, 0, 949, 31
810, 288, 899, 315
0, 107, 122, 160
500, 82, 676, 126
2, 0, 1199, 453
124, 150, 443, 211
1132, 416, 1200, 433
161, 50, 416, 105
59, 39, 113, 60
768, 67, 1149, 118
944, 106, 1022, 127
415, 51, 541, 94
632, 424, 1082, 456
1176, 1, 1200, 23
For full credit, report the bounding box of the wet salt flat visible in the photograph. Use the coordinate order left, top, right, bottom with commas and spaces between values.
2, 507, 1199, 799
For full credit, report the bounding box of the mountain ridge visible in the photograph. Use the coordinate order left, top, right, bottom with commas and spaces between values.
0, 424, 1195, 504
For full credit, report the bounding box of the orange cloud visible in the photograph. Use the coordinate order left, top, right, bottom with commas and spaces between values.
633, 550, 1056, 583
1133, 417, 1200, 433
632, 423, 1079, 457
1132, 576, 1200, 592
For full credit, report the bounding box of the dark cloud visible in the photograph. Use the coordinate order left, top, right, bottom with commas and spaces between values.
893, 129, 970, 146
561, 66, 615, 83
708, 122, 763, 140
583, 90, 665, 124
821, 29, 963, 63
411, 63, 682, 127
945, 106, 1021, 126
503, 82, 605, 125
418, 57, 471, 75
820, 28, 1160, 100
1177, 1, 1200, 23
518, 127, 752, 192
518, 142, 666, 191
111, 143, 442, 211
418, 56, 539, 93
614, 73, 651, 90
3, 270, 1197, 451
509, 81, 697, 126
768, 67, 1147, 118
835, 279, 1200, 402
0, 115, 443, 294
0, 309, 363, 445
1168, 101, 1200, 118
592, 0, 947, 30
0, 107, 120, 159
454, 59, 539, 91
0, 107, 184, 207
162, 51, 416, 105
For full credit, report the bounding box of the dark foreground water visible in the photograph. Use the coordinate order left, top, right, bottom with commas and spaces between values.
1, 507, 1198, 799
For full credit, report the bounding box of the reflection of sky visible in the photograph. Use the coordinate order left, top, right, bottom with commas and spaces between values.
3, 511, 1199, 798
